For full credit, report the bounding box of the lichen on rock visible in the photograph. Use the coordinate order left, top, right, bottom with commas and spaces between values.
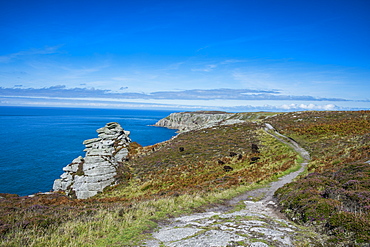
53, 122, 131, 199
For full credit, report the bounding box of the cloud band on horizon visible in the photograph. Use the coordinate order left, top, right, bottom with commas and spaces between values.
0, 86, 351, 102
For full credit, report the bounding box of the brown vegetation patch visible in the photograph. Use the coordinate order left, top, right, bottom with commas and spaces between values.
271, 110, 370, 244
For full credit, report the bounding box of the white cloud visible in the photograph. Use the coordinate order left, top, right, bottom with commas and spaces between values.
191, 59, 247, 73
0, 87, 347, 102
191, 64, 217, 72
280, 103, 337, 110
59, 64, 110, 78
0, 46, 61, 63
232, 70, 276, 90
220, 59, 247, 64
3, 95, 367, 112
163, 61, 186, 70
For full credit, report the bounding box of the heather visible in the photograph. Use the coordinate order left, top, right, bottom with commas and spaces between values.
0, 111, 369, 246
105, 121, 301, 198
270, 111, 370, 244
0, 118, 303, 246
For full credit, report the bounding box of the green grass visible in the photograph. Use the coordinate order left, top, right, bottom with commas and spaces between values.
1, 110, 368, 246
3, 126, 298, 246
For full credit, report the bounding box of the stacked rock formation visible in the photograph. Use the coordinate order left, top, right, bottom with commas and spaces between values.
53, 122, 131, 199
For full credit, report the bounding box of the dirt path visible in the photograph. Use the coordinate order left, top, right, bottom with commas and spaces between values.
144, 124, 324, 247
230, 123, 311, 206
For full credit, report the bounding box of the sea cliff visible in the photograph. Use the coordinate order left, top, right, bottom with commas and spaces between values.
153, 111, 247, 132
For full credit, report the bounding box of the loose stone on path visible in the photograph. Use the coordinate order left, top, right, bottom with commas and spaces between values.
144, 124, 325, 247
145, 199, 321, 247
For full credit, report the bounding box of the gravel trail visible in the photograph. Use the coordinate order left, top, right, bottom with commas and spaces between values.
144, 124, 324, 247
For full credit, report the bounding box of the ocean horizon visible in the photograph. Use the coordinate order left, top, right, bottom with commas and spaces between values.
0, 106, 178, 196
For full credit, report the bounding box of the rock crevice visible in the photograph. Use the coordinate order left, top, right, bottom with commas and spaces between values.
53, 122, 131, 199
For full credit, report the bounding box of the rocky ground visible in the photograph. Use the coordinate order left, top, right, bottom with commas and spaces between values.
143, 124, 326, 247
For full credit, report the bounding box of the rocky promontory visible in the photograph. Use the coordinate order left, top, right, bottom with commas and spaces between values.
53, 122, 131, 199
153, 111, 247, 132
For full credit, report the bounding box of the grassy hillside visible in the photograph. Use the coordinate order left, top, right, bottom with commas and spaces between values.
0, 111, 368, 246
268, 111, 370, 245
103, 120, 300, 199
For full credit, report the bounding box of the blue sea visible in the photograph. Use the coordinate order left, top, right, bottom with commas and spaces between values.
0, 106, 177, 196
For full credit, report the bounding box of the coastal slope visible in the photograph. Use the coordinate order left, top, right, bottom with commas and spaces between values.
1, 110, 369, 246
153, 111, 275, 132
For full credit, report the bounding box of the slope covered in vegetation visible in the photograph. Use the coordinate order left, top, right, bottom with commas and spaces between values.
0, 111, 368, 246
104, 120, 300, 199
268, 111, 370, 245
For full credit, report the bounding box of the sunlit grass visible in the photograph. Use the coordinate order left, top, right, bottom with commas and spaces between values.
1, 121, 304, 246
2, 111, 368, 246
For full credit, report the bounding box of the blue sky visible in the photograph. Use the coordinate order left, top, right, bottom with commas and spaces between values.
0, 0, 369, 111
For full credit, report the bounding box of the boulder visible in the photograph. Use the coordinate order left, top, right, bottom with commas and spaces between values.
53, 122, 131, 199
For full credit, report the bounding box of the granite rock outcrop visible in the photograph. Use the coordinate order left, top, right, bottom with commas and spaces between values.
53, 122, 131, 199
153, 111, 246, 132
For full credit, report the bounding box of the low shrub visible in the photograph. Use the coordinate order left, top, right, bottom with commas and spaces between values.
273, 111, 370, 245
